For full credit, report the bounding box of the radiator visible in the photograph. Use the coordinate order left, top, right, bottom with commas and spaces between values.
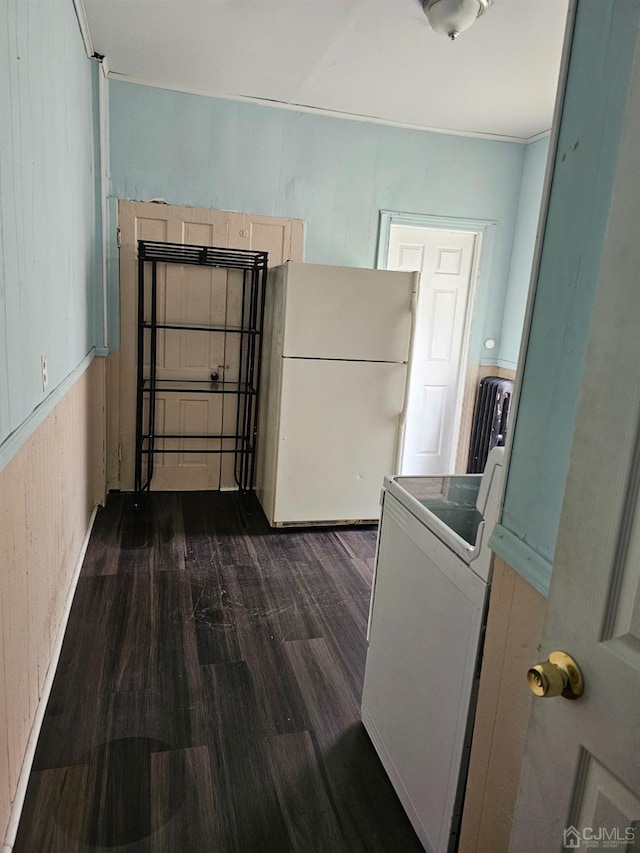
467, 376, 514, 474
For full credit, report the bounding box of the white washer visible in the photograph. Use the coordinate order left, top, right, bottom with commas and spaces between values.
361, 448, 505, 853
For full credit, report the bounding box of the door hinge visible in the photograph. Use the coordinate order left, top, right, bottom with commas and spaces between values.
116, 227, 121, 248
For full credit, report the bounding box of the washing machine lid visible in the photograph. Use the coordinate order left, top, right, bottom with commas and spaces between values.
383, 474, 486, 563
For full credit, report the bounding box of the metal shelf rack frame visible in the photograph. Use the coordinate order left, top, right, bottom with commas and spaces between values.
134, 240, 269, 499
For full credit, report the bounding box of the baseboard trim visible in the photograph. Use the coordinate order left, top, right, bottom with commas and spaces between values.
1, 503, 99, 852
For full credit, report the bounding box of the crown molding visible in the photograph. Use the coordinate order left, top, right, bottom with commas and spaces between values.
106, 71, 534, 144
525, 129, 552, 144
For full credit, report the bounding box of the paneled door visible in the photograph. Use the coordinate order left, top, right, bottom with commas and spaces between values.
387, 225, 477, 476
510, 39, 640, 852
111, 202, 304, 492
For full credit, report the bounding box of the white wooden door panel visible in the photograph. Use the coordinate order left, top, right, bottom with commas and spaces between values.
511, 37, 640, 853
114, 201, 303, 492
418, 385, 447, 456
249, 219, 289, 262
387, 225, 477, 477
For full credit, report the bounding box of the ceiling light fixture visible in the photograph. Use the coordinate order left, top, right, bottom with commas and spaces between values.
423, 0, 493, 41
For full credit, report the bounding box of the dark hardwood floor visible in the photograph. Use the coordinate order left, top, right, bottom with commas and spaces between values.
15, 491, 423, 852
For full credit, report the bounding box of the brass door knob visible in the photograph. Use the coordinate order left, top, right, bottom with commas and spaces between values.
527, 651, 584, 700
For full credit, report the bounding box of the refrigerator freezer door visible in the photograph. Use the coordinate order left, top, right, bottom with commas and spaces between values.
271, 358, 407, 524
282, 263, 414, 363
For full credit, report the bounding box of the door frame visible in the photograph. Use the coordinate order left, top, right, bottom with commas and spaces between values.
484, 1, 575, 596
377, 211, 496, 474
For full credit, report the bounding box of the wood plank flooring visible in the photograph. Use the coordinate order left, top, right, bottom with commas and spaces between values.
14, 491, 423, 852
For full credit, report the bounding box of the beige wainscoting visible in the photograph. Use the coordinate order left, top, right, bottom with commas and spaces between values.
459, 557, 547, 853
455, 364, 517, 473
0, 357, 104, 842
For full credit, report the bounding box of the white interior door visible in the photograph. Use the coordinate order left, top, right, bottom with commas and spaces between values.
387, 225, 477, 476
510, 41, 640, 852
114, 202, 304, 491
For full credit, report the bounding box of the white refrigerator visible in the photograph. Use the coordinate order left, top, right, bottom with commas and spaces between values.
256, 262, 417, 526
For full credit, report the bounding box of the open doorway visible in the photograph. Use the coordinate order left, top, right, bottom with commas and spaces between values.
378, 211, 497, 476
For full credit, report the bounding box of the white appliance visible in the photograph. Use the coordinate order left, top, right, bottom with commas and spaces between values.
361, 448, 506, 853
256, 262, 418, 526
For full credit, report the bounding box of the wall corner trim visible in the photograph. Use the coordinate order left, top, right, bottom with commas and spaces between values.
1, 504, 99, 852
0, 349, 96, 475
489, 523, 552, 597
71, 0, 95, 59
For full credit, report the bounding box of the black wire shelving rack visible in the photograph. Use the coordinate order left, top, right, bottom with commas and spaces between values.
134, 240, 269, 501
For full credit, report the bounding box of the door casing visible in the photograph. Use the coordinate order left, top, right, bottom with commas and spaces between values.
378, 211, 495, 474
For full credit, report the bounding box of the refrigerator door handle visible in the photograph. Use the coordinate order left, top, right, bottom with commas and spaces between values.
395, 271, 420, 474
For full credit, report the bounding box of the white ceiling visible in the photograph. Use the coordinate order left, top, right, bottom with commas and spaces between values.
83, 0, 569, 141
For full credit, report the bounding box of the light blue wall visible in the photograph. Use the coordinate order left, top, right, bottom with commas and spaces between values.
0, 0, 101, 453
491, 0, 640, 595
497, 137, 550, 370
108, 81, 527, 361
